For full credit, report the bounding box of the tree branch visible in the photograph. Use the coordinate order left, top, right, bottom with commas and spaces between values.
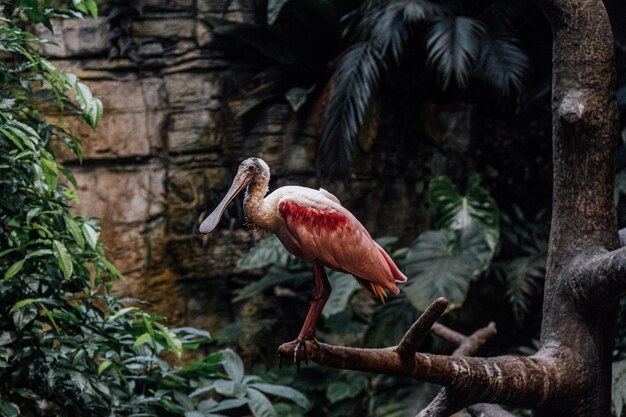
431, 323, 465, 346
422, 321, 508, 417
571, 245, 626, 304
279, 318, 562, 409
397, 297, 448, 359
453, 322, 497, 356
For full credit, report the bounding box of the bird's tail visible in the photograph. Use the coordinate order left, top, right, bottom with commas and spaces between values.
377, 245, 408, 284
357, 278, 389, 303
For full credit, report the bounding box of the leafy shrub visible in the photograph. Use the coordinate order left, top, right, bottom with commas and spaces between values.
0, 3, 306, 417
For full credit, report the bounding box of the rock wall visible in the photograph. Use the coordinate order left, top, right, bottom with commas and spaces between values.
42, 1, 468, 333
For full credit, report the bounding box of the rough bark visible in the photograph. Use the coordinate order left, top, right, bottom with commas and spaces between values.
279, 0, 624, 416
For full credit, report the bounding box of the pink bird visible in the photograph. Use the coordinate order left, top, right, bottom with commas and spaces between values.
200, 157, 407, 364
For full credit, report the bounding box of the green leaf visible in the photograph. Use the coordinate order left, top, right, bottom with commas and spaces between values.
85, 0, 98, 18
75, 82, 103, 128
246, 388, 277, 417
249, 383, 310, 409
64, 215, 85, 249
82, 223, 99, 248
267, 0, 291, 24
322, 271, 361, 318
428, 174, 499, 249
402, 227, 492, 311
40, 156, 59, 192
133, 332, 151, 347
108, 307, 138, 322
52, 240, 73, 279
72, 0, 88, 13
221, 348, 245, 382
0, 127, 24, 151
98, 360, 112, 375
155, 322, 183, 358
25, 249, 53, 259
9, 298, 39, 313
4, 259, 25, 280
103, 258, 124, 280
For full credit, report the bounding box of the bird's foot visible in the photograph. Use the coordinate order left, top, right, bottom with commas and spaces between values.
290, 335, 317, 371
293, 338, 307, 371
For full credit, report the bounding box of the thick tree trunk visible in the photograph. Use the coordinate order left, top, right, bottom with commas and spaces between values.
278, 0, 623, 416
534, 0, 620, 415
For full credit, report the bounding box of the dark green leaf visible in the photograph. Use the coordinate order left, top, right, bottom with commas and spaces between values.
428, 174, 500, 250
233, 266, 310, 302
322, 271, 361, 318
237, 236, 300, 270
402, 227, 492, 310
325, 380, 364, 404
0, 402, 20, 417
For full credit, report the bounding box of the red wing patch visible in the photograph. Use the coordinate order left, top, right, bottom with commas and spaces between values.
279, 200, 348, 231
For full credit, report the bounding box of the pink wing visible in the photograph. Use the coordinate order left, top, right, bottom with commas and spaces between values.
276, 195, 407, 297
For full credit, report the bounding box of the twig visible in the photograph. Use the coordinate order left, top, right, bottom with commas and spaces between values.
432, 323, 466, 345
396, 297, 448, 359
453, 322, 497, 356
420, 321, 504, 417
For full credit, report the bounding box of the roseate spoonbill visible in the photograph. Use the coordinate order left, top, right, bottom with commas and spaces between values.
199, 157, 407, 364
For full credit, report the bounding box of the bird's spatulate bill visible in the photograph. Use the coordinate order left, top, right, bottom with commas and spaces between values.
199, 175, 247, 234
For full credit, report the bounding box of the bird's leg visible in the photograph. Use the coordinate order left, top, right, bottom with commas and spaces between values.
293, 264, 331, 367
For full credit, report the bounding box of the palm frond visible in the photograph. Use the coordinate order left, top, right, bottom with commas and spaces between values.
495, 255, 545, 322
321, 42, 384, 170
370, 1, 409, 64
352, 0, 443, 63
476, 34, 529, 95
426, 16, 486, 89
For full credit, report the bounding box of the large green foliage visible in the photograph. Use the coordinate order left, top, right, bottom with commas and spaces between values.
0, 3, 305, 417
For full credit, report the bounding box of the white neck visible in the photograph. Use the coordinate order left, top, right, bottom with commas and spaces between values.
243, 171, 274, 230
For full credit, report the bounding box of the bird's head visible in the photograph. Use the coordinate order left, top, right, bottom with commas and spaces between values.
199, 157, 269, 234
